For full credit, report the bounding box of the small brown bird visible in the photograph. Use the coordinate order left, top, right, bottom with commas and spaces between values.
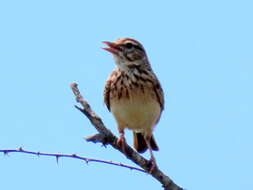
102, 38, 164, 170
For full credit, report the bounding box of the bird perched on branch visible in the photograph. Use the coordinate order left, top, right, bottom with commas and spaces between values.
102, 38, 164, 171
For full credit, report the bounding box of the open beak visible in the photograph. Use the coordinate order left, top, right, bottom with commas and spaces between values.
101, 41, 121, 54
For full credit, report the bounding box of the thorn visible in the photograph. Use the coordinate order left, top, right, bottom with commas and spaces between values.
37, 152, 40, 157
85, 159, 89, 164
72, 154, 77, 157
56, 155, 59, 164
74, 105, 83, 111
3, 151, 8, 156
101, 143, 107, 148
19, 147, 23, 151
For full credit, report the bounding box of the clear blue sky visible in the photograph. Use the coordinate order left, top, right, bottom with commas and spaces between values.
0, 1, 252, 189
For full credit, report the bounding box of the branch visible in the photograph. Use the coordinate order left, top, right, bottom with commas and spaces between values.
70, 82, 183, 190
0, 147, 145, 172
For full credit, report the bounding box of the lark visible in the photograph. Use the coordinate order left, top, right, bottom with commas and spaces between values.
102, 38, 164, 170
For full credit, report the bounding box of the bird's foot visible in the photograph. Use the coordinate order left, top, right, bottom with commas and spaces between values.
147, 157, 157, 173
117, 134, 126, 153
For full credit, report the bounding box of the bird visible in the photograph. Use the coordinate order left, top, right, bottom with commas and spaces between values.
102, 38, 164, 171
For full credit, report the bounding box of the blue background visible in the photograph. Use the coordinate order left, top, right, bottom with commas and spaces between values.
0, 0, 252, 189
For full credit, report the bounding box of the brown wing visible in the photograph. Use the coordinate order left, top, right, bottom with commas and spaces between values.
154, 79, 164, 111
151, 74, 164, 124
103, 70, 119, 111
104, 77, 111, 111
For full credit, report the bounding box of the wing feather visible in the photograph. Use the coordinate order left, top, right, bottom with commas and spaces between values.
154, 79, 164, 111
104, 70, 119, 111
104, 78, 111, 111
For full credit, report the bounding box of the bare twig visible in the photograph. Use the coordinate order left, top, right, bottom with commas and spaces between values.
70, 82, 183, 190
0, 147, 145, 173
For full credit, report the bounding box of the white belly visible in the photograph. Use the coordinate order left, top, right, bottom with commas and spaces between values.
110, 93, 161, 134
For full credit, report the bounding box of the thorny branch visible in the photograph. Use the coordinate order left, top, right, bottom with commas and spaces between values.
70, 82, 183, 190
0, 148, 145, 173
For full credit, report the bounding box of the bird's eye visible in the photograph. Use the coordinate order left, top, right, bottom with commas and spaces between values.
125, 43, 133, 49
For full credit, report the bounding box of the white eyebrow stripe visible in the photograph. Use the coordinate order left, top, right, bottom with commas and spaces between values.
124, 40, 138, 46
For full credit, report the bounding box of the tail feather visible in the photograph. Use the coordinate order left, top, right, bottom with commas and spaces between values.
133, 132, 159, 153
150, 135, 159, 151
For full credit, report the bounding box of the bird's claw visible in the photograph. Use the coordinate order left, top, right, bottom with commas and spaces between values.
117, 136, 126, 152
147, 157, 157, 173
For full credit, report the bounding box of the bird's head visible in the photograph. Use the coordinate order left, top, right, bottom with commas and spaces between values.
102, 38, 149, 71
